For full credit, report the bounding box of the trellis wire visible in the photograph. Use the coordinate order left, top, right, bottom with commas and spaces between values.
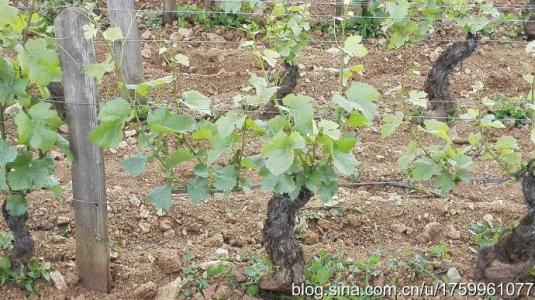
66, 175, 516, 208
33, 97, 535, 123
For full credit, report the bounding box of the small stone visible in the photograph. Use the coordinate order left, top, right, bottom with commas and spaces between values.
159, 219, 173, 231
207, 33, 225, 43
215, 248, 229, 259
204, 233, 224, 247
110, 251, 119, 261
56, 216, 70, 226
391, 224, 409, 234
139, 205, 150, 219
127, 137, 137, 145
52, 235, 67, 244
139, 222, 151, 233
64, 272, 79, 286
155, 250, 181, 274
141, 47, 152, 59
417, 222, 441, 242
129, 196, 141, 207
447, 225, 461, 240
141, 30, 151, 39
304, 78, 311, 83
163, 229, 176, 239
124, 129, 137, 138
301, 231, 320, 245
132, 281, 157, 299
229, 237, 246, 248
198, 260, 222, 270
155, 277, 182, 300
50, 270, 67, 290
326, 47, 340, 56
483, 214, 494, 226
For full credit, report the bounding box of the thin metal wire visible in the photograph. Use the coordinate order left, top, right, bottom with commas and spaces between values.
67, 175, 512, 207
35, 97, 535, 123
91, 37, 534, 45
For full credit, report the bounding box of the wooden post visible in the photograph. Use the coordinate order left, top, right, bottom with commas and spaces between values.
162, 0, 177, 26
335, 0, 344, 17
55, 7, 110, 292
107, 0, 144, 86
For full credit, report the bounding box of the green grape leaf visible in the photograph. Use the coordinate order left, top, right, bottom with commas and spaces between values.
129, 76, 174, 97
89, 121, 124, 148
317, 120, 341, 140
98, 98, 133, 122
0, 168, 7, 191
480, 114, 505, 129
165, 148, 195, 168
0, 0, 18, 26
16, 38, 61, 89
380, 112, 404, 138
148, 184, 173, 212
245, 75, 277, 106
194, 164, 209, 177
14, 102, 62, 151
423, 119, 450, 141
102, 26, 124, 42
283, 94, 314, 134
6, 194, 27, 217
220, 0, 242, 13
187, 176, 210, 203
407, 90, 428, 108
121, 154, 148, 176
214, 166, 237, 194
262, 131, 305, 175
347, 111, 369, 128
174, 54, 190, 66
333, 150, 357, 176
262, 49, 280, 68
84, 55, 115, 82
147, 108, 197, 134
342, 35, 368, 58
216, 111, 245, 138
495, 136, 518, 150
345, 82, 380, 121
398, 141, 420, 171
182, 90, 211, 116
412, 158, 440, 181
433, 172, 455, 195
0, 140, 16, 165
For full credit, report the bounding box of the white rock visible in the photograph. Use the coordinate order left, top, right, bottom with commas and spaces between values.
125, 129, 137, 138
56, 216, 70, 226
326, 47, 340, 56
447, 225, 461, 240
129, 195, 141, 207
177, 28, 193, 41
141, 47, 152, 59
215, 248, 229, 259
155, 277, 182, 300
50, 270, 67, 290
139, 205, 150, 219
139, 222, 151, 233
483, 214, 494, 226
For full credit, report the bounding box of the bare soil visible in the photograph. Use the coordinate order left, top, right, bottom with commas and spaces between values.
3, 1, 535, 299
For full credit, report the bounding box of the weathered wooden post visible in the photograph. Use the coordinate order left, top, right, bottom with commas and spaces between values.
162, 0, 177, 26
107, 0, 144, 87
55, 7, 110, 292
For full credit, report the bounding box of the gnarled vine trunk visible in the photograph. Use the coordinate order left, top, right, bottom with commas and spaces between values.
262, 62, 299, 119
48, 82, 66, 121
1, 200, 33, 268
525, 0, 535, 41
260, 188, 313, 293
425, 33, 479, 118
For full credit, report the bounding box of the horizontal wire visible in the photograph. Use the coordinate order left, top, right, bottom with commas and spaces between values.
37, 1, 535, 10
66, 175, 512, 206
91, 37, 533, 45
29, 97, 535, 122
